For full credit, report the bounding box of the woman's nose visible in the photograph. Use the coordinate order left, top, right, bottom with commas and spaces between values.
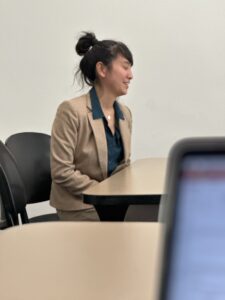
128, 69, 133, 80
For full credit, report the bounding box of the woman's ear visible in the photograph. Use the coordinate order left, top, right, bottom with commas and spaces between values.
96, 61, 107, 79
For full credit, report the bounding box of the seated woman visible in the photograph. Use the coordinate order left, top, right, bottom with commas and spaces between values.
50, 32, 133, 221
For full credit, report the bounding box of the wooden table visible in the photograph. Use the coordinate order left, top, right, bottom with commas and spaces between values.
83, 158, 167, 221
0, 222, 163, 300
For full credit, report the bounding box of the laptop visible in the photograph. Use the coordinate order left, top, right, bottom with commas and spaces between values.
159, 137, 225, 300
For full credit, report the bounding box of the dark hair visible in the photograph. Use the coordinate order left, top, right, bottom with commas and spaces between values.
75, 32, 133, 86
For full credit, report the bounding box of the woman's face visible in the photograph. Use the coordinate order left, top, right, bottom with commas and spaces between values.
100, 54, 133, 97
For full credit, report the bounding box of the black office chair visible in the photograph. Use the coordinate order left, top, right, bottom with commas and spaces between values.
5, 132, 59, 222
0, 191, 9, 229
0, 141, 28, 226
0, 165, 18, 227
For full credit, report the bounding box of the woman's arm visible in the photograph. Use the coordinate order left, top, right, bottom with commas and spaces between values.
50, 101, 98, 195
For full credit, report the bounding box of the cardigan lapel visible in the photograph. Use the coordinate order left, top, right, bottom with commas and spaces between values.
86, 94, 108, 179
86, 91, 131, 178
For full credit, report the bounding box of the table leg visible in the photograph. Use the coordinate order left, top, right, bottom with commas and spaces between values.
94, 205, 129, 221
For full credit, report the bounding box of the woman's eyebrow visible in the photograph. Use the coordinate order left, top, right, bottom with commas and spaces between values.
122, 60, 131, 66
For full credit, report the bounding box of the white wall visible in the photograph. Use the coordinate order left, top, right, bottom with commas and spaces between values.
1, 0, 225, 158
1, 0, 225, 216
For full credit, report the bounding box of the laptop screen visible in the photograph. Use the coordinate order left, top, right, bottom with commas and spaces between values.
165, 154, 225, 299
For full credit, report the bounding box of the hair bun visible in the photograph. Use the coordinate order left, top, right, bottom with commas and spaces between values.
76, 32, 98, 56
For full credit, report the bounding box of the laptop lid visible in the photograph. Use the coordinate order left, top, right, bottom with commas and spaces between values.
159, 137, 225, 300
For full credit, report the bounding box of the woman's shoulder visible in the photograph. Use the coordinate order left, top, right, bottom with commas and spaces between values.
56, 93, 88, 116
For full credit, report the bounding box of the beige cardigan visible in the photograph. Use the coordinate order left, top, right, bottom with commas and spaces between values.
50, 91, 132, 211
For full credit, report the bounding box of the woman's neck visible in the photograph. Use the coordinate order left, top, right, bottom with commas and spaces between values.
94, 84, 116, 110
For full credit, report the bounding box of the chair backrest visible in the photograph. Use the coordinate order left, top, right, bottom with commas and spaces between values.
5, 132, 51, 204
0, 141, 27, 225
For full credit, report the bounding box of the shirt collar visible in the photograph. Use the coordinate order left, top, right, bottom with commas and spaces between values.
90, 87, 124, 120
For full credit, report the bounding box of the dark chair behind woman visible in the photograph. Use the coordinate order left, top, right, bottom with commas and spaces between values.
6, 133, 51, 204
4, 132, 59, 223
